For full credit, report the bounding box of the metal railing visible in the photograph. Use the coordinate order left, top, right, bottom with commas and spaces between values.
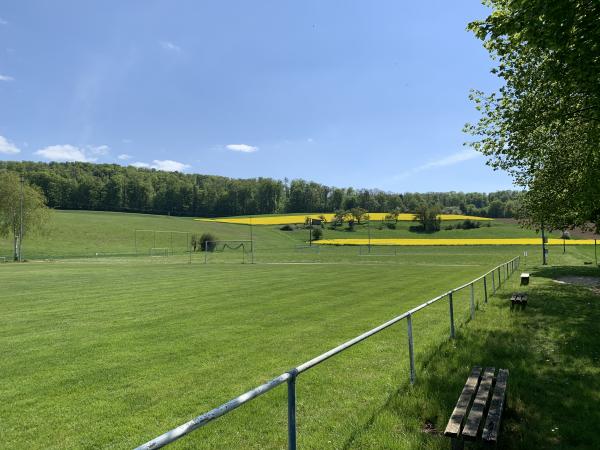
135, 255, 521, 449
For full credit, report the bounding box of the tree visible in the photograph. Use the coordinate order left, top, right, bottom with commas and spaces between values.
466, 0, 600, 232
0, 172, 51, 261
350, 207, 367, 224
387, 206, 403, 223
332, 209, 348, 226
415, 204, 441, 232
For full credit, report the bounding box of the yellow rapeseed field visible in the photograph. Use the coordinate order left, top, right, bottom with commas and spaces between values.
313, 238, 596, 246
195, 213, 492, 225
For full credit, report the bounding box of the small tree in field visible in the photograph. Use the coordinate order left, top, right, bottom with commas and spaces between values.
388, 206, 403, 223
332, 209, 348, 227
415, 204, 442, 232
350, 207, 367, 224
0, 172, 51, 261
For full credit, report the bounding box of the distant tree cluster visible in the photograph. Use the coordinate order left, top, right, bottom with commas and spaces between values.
1, 161, 520, 218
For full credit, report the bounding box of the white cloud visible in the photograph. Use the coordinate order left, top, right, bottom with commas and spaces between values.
0, 135, 20, 154
160, 41, 182, 53
89, 144, 109, 155
35, 145, 95, 162
226, 144, 258, 153
393, 149, 480, 180
152, 159, 190, 171
0, 74, 14, 82
131, 159, 190, 172
118, 153, 132, 160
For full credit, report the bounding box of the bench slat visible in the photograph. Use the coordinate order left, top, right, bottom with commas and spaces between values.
482, 368, 509, 443
444, 367, 482, 437
461, 367, 495, 440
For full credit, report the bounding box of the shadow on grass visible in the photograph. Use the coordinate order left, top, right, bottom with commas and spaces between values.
344, 265, 600, 450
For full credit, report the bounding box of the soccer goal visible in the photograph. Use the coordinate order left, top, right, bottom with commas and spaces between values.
150, 247, 170, 257
0, 256, 6, 263
203, 240, 253, 264
134, 229, 191, 256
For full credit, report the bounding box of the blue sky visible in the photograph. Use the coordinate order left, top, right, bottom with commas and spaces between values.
0, 1, 514, 192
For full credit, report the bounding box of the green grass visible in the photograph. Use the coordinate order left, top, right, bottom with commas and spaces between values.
1, 210, 599, 449
347, 263, 600, 450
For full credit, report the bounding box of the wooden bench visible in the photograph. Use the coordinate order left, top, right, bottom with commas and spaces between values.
444, 367, 509, 449
520, 273, 529, 285
510, 292, 528, 308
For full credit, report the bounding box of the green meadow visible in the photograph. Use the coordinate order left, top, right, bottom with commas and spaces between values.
1, 211, 598, 449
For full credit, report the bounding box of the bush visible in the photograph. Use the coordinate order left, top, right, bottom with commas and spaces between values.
280, 224, 294, 231
386, 222, 396, 229
458, 219, 481, 230
312, 227, 323, 240
199, 232, 217, 251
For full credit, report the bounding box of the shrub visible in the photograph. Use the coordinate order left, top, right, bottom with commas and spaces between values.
199, 232, 217, 251
312, 227, 323, 240
460, 219, 481, 229
280, 224, 294, 231
386, 222, 396, 229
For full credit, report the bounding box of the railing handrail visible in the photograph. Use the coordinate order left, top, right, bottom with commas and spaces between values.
135, 256, 520, 450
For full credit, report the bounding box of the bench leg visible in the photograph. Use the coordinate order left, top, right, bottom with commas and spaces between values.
451, 438, 464, 450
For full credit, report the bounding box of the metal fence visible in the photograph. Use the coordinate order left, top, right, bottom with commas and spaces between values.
135, 255, 521, 450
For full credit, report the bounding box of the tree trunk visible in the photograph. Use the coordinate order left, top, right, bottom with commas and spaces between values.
13, 235, 18, 261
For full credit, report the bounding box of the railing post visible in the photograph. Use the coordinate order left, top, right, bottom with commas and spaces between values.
483, 275, 488, 303
491, 269, 496, 294
470, 283, 475, 319
448, 291, 455, 339
287, 370, 298, 450
497, 267, 501, 288
407, 314, 416, 384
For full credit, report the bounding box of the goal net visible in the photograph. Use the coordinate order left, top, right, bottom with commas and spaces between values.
135, 229, 191, 256
202, 240, 253, 263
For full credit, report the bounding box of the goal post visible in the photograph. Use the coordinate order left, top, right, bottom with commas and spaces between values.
134, 229, 191, 256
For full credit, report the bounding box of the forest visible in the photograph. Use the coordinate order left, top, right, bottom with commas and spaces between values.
0, 161, 520, 218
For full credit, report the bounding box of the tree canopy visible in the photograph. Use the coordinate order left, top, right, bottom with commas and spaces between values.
466, 0, 600, 232
1, 161, 520, 218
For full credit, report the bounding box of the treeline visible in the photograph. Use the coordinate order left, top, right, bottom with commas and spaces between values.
0, 161, 520, 218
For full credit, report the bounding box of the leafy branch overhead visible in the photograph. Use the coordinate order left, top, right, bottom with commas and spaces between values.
465, 0, 600, 232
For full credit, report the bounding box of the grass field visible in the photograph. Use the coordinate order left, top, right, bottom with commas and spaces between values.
1, 210, 599, 449
0, 210, 573, 261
